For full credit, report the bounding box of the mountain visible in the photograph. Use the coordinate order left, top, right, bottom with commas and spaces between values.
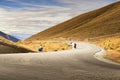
0, 31, 19, 42
26, 1, 120, 41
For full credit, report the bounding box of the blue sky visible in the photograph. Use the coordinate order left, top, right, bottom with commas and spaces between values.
0, 0, 64, 8
0, 0, 118, 9
0, 0, 119, 39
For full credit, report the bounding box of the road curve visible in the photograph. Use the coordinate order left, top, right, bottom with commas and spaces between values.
0, 42, 120, 80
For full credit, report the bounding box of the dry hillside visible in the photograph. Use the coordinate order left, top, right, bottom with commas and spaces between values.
17, 40, 71, 52
0, 36, 35, 53
91, 33, 120, 63
26, 1, 120, 41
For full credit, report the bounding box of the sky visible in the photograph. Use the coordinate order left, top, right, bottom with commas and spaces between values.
0, 0, 119, 39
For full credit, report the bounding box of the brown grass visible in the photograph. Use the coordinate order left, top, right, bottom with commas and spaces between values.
0, 36, 35, 53
17, 40, 71, 52
91, 34, 120, 63
0, 36, 71, 53
26, 1, 120, 41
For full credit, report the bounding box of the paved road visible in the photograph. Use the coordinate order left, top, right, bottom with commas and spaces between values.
0, 42, 120, 80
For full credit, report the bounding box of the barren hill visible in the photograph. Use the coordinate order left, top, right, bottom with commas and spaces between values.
0, 36, 35, 53
26, 1, 120, 41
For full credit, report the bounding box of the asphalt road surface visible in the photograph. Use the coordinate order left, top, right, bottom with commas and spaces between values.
0, 42, 120, 80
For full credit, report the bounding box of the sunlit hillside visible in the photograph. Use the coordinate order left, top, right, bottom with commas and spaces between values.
0, 36, 34, 53
17, 40, 71, 52
26, 1, 120, 41
92, 33, 120, 62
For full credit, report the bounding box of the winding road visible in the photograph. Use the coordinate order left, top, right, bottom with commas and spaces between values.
0, 42, 120, 80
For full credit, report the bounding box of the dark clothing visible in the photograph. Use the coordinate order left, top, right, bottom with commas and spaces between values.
74, 43, 77, 49
38, 47, 43, 51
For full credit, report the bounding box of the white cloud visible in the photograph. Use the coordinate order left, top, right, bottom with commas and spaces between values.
57, 0, 116, 11
0, 6, 75, 35
0, 0, 118, 39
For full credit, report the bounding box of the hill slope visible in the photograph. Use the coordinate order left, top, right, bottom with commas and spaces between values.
0, 31, 19, 42
0, 36, 35, 53
26, 1, 120, 41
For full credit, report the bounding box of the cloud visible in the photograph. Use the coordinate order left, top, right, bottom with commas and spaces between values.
57, 0, 117, 11
0, 6, 75, 35
0, 0, 118, 39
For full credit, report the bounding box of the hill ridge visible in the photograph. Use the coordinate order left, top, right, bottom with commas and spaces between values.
0, 31, 19, 42
26, 1, 120, 41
